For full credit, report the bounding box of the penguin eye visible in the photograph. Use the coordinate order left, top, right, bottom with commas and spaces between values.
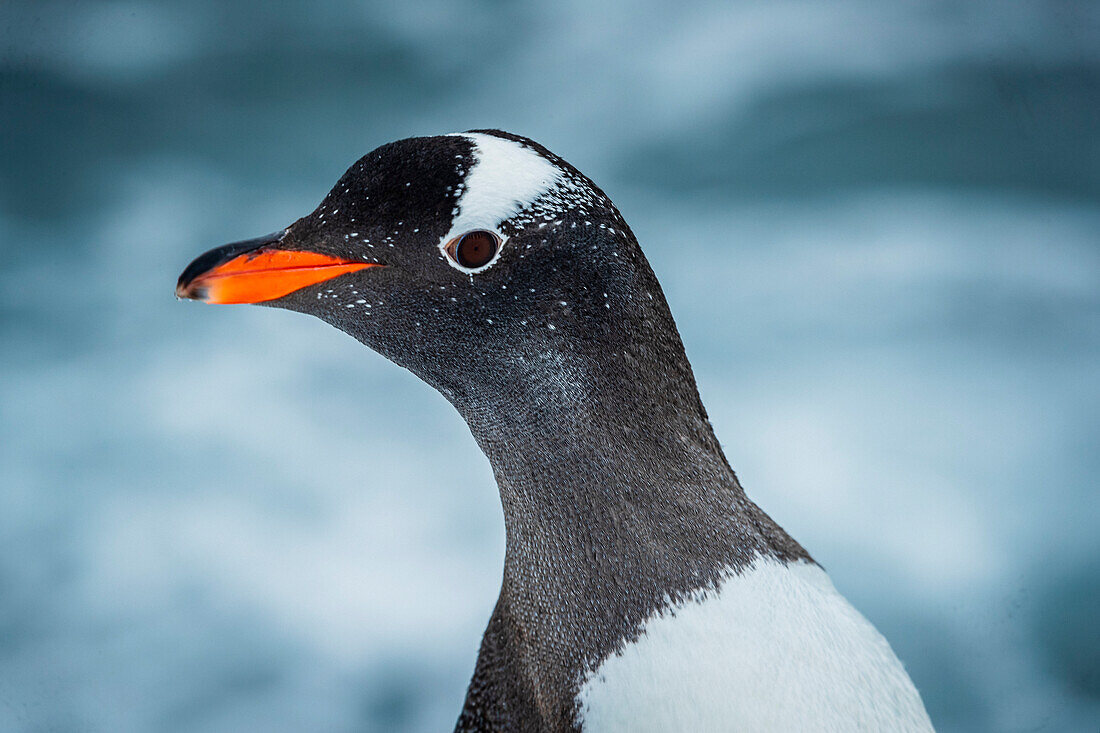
445, 230, 501, 270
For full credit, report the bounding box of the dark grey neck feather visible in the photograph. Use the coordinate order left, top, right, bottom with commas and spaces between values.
451, 289, 810, 732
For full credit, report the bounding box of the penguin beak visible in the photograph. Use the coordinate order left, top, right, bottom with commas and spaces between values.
176, 231, 380, 305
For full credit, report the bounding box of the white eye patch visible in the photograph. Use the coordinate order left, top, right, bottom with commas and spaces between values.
438, 133, 562, 273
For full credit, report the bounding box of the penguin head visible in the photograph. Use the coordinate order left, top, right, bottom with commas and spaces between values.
177, 131, 665, 402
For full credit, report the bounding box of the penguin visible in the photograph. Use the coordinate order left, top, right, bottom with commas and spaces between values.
176, 130, 935, 732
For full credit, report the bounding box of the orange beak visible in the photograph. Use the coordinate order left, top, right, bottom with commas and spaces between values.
176, 232, 381, 304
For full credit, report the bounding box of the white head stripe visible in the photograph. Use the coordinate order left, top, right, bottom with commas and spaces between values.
440, 133, 562, 250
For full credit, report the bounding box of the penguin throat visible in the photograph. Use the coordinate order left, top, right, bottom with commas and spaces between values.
450, 347, 811, 727
456, 343, 757, 568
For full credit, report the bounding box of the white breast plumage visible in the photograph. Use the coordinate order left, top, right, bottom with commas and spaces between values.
576, 556, 934, 732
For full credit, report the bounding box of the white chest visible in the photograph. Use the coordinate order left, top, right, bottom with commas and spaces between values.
576, 558, 934, 732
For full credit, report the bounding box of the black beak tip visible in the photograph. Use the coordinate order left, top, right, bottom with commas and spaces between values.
175, 231, 285, 301
175, 279, 206, 301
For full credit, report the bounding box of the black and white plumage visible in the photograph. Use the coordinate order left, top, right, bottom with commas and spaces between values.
177, 130, 934, 732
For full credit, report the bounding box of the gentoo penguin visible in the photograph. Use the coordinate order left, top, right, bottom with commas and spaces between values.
176, 130, 934, 732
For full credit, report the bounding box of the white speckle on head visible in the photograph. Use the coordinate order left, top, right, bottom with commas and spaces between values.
577, 557, 932, 732
437, 133, 563, 274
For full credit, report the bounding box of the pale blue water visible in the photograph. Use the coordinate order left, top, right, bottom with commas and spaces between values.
1, 2, 1098, 731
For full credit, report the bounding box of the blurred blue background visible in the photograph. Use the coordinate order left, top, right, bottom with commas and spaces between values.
1, 1, 1098, 731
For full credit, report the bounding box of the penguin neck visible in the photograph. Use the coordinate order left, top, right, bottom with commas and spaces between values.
452, 325, 802, 593
445, 323, 810, 718
438, 302, 811, 720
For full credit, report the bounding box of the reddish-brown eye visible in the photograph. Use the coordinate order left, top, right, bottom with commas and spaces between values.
447, 230, 500, 269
